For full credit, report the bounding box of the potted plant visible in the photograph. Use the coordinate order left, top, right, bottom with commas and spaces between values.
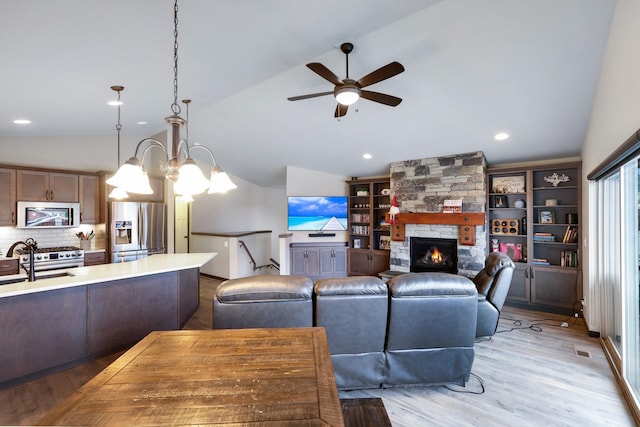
356, 186, 369, 197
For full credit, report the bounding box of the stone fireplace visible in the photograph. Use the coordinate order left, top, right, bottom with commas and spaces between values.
389, 151, 487, 277
410, 237, 458, 273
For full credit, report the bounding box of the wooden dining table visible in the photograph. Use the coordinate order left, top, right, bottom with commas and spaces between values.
39, 328, 344, 426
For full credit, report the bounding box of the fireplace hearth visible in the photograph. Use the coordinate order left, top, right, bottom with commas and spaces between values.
410, 237, 458, 274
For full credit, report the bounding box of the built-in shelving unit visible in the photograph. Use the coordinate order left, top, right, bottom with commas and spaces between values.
346, 177, 391, 276
487, 162, 582, 314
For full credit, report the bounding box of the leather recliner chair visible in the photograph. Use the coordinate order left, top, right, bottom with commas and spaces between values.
212, 275, 313, 329
384, 272, 478, 388
314, 276, 389, 390
473, 252, 515, 337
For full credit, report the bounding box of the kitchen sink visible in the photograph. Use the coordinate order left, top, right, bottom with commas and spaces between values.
0, 271, 75, 286
0, 277, 27, 286
36, 271, 75, 280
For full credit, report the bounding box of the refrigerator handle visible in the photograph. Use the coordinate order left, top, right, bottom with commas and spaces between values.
138, 204, 144, 248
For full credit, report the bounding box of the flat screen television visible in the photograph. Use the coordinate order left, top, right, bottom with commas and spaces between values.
287, 196, 348, 231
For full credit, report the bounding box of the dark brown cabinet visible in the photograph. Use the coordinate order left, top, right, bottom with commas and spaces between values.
84, 251, 106, 266
17, 170, 79, 202
0, 268, 201, 385
347, 248, 389, 276
0, 259, 18, 276
346, 177, 391, 276
0, 168, 16, 226
79, 175, 100, 224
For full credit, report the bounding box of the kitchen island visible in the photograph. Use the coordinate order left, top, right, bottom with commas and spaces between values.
0, 253, 216, 387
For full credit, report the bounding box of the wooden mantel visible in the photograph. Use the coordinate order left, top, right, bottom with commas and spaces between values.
385, 212, 485, 245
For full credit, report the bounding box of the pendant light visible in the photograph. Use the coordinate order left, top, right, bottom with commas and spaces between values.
106, 0, 235, 198
108, 85, 129, 199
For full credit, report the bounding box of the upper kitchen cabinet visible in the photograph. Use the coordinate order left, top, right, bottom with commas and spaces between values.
79, 175, 100, 224
0, 168, 17, 226
17, 170, 79, 202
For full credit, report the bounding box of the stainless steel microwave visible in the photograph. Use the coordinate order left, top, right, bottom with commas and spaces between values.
16, 201, 80, 229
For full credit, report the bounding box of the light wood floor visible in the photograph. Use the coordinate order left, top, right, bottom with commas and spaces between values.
0, 275, 634, 426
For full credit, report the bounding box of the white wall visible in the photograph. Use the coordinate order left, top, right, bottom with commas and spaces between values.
581, 0, 640, 331
0, 134, 147, 173
188, 165, 351, 275
189, 172, 286, 268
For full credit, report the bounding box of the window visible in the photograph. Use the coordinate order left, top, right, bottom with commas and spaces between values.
592, 146, 640, 419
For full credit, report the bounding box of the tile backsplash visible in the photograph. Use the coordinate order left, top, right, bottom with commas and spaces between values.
0, 224, 105, 255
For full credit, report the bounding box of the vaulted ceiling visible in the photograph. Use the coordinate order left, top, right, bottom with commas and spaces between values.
1, 0, 616, 187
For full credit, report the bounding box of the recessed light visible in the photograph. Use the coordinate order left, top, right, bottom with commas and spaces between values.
13, 119, 31, 124
363, 153, 372, 159
136, 121, 148, 125
107, 100, 123, 106
494, 132, 509, 141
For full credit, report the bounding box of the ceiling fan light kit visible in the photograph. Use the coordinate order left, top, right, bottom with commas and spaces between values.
288, 42, 404, 118
335, 84, 360, 106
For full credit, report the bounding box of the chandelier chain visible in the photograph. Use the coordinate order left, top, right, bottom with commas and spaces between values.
115, 87, 122, 167
171, 0, 181, 115
116, 89, 122, 133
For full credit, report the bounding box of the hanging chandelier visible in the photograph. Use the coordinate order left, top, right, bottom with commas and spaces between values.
106, 0, 236, 197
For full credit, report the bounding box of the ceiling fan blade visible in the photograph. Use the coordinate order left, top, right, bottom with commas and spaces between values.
360, 90, 402, 107
307, 63, 344, 86
287, 91, 334, 101
356, 61, 405, 88
334, 103, 348, 118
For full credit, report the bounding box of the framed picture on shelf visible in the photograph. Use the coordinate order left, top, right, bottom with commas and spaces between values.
539, 210, 555, 224
499, 242, 522, 262
492, 176, 525, 194
353, 239, 361, 249
379, 235, 391, 250
493, 195, 508, 208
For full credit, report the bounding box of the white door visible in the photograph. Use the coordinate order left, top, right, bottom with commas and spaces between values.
174, 197, 189, 253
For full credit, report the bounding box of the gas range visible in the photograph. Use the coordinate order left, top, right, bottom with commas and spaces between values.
15, 246, 85, 271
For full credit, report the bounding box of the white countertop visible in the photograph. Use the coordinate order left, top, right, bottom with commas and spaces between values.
0, 253, 216, 299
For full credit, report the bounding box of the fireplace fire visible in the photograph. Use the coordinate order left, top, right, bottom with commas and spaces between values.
410, 237, 458, 274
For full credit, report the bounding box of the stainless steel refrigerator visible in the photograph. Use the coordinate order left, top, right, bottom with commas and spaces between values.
109, 202, 166, 263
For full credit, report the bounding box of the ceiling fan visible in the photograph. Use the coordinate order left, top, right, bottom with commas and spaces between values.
288, 42, 405, 118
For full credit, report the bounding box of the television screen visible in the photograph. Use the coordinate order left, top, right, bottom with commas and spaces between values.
287, 196, 348, 231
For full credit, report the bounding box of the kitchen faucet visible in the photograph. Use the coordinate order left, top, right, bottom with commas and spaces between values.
6, 238, 37, 282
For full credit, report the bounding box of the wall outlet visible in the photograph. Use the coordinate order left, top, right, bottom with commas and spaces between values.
223, 241, 228, 248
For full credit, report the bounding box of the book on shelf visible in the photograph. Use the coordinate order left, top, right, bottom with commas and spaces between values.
533, 232, 555, 242
442, 199, 462, 213
560, 250, 578, 267
350, 225, 370, 235
532, 258, 550, 265
351, 213, 370, 223
562, 226, 578, 243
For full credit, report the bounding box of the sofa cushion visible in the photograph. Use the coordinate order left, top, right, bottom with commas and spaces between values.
215, 275, 313, 303
314, 276, 388, 296
388, 272, 477, 297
